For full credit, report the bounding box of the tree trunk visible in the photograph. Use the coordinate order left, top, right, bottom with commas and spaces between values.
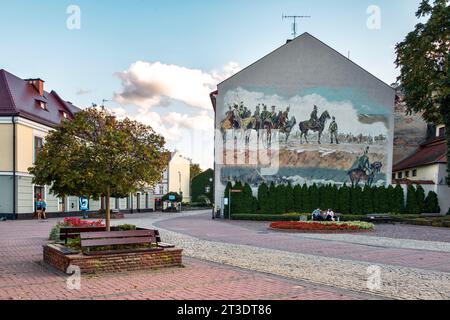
105, 187, 111, 231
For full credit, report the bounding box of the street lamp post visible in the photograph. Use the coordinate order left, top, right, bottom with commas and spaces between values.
178, 171, 182, 212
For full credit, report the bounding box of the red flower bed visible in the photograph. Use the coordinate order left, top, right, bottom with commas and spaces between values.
63, 218, 104, 227
269, 221, 364, 233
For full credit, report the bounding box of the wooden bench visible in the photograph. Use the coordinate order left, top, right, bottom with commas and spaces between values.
59, 226, 108, 244
364, 214, 394, 224
80, 230, 164, 255
151, 229, 176, 249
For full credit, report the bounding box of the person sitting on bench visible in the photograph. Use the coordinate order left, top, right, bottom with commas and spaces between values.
312, 208, 322, 221
326, 209, 335, 221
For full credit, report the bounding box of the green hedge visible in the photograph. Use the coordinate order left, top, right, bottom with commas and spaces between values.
225, 181, 441, 216
231, 214, 302, 221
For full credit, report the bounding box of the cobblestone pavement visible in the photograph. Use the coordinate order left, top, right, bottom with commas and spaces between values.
0, 215, 378, 300
118, 211, 450, 300
155, 213, 450, 272
225, 218, 450, 243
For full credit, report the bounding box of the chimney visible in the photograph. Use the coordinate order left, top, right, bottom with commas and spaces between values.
26, 78, 45, 96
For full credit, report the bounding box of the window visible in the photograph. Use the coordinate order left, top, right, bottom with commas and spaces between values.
39, 101, 48, 111
392, 173, 396, 180
412, 169, 417, 177
205, 186, 211, 193
405, 171, 410, 178
34, 136, 43, 161
438, 127, 445, 137
398, 172, 403, 179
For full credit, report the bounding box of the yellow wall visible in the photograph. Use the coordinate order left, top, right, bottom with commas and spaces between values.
168, 152, 191, 202
396, 164, 439, 182
16, 124, 34, 173
0, 124, 13, 171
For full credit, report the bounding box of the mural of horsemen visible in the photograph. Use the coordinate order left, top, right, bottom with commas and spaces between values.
218, 87, 392, 187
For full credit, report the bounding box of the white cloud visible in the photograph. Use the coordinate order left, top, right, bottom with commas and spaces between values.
107, 104, 215, 169
114, 61, 240, 110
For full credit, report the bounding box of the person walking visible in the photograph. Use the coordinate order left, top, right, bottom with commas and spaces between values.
39, 198, 47, 220
35, 197, 42, 220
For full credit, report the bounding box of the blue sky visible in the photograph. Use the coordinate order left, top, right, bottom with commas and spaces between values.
0, 0, 423, 168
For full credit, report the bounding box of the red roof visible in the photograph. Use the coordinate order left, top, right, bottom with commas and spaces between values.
393, 137, 447, 171
0, 69, 80, 127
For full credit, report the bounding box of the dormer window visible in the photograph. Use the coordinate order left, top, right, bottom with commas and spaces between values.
62, 111, 68, 119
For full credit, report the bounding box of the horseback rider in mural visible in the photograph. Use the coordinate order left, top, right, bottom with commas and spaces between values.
253, 104, 261, 122
310, 105, 319, 128
279, 106, 290, 127
270, 106, 278, 127
357, 146, 371, 175
299, 105, 331, 144
329, 116, 339, 144
347, 146, 382, 186
261, 104, 270, 123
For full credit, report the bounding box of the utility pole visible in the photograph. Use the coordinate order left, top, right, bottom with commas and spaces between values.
282, 13, 311, 38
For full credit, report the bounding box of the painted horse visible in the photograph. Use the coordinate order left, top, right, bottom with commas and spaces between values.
348, 161, 383, 186
299, 110, 331, 144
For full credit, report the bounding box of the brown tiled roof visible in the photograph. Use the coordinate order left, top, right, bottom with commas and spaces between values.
393, 137, 447, 171
0, 69, 81, 127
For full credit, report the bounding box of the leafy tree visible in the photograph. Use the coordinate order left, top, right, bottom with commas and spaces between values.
424, 191, 440, 213
350, 186, 363, 214
190, 162, 203, 181
339, 184, 351, 214
415, 185, 426, 213
302, 184, 311, 212
29, 107, 167, 231
242, 183, 254, 213
330, 184, 339, 211
394, 184, 405, 214
386, 185, 396, 213
275, 184, 286, 214
232, 181, 244, 214
406, 185, 419, 214
257, 182, 269, 213
395, 0, 450, 185
268, 182, 277, 214
293, 184, 303, 212
362, 186, 374, 214
310, 184, 320, 210
285, 183, 294, 213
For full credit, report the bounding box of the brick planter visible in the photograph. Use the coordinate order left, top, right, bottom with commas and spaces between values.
43, 244, 183, 274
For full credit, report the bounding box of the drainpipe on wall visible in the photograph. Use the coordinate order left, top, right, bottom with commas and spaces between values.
12, 115, 17, 220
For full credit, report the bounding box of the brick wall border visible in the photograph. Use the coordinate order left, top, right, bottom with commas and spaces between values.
43, 244, 183, 274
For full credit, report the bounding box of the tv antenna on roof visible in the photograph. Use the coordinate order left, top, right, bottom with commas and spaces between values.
282, 13, 311, 38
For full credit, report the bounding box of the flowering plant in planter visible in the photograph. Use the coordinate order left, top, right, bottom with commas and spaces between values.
269, 221, 374, 233
62, 218, 105, 227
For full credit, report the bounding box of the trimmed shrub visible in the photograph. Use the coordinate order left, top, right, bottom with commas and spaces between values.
416, 185, 426, 214
339, 184, 351, 214
424, 191, 440, 213
257, 183, 269, 213
406, 185, 419, 214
